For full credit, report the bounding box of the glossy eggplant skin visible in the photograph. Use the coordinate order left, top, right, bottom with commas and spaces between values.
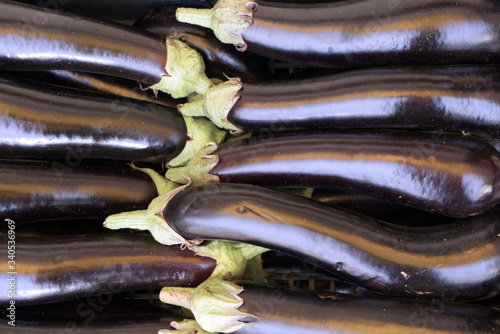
134, 7, 272, 82
164, 183, 500, 300
311, 188, 457, 227
12, 0, 214, 20
0, 159, 158, 223
8, 70, 180, 108
229, 66, 500, 138
243, 0, 500, 67
209, 131, 500, 217
234, 283, 500, 334
0, 297, 185, 334
0, 75, 186, 162
0, 231, 216, 306
0, 1, 167, 85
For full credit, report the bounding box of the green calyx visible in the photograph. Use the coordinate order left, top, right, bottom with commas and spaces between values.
168, 106, 227, 168
160, 241, 267, 332
176, 0, 256, 51
178, 77, 243, 133
159, 319, 216, 334
166, 142, 220, 186
150, 37, 213, 98
103, 168, 197, 246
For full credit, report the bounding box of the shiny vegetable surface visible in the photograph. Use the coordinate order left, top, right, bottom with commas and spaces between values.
163, 183, 500, 300
0, 231, 216, 306
1, 297, 185, 333
226, 66, 500, 137
0, 0, 167, 85
0, 159, 158, 223
195, 131, 500, 217
233, 283, 500, 333
12, 0, 214, 20
134, 7, 273, 82
178, 0, 500, 67
0, 75, 187, 162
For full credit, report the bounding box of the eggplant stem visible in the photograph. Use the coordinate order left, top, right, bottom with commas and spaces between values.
103, 210, 150, 230
159, 319, 217, 334
150, 38, 213, 98
160, 287, 194, 310
176, 0, 257, 50
175, 8, 213, 29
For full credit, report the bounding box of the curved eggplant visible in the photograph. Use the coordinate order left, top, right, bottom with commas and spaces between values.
232, 283, 500, 334
11, 0, 214, 20
0, 159, 159, 223
0, 75, 186, 162
134, 7, 273, 82
169, 130, 500, 217
0, 1, 212, 97
0, 231, 216, 306
206, 66, 500, 137
177, 0, 500, 68
163, 183, 500, 300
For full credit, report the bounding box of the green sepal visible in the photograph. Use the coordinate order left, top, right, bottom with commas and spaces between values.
160, 278, 258, 333
176, 0, 257, 51
128, 165, 178, 196
149, 37, 213, 98
178, 77, 243, 133
159, 319, 216, 334
103, 184, 195, 247
166, 142, 219, 186
168, 115, 227, 167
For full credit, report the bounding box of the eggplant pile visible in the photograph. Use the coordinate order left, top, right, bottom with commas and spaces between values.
1, 0, 500, 333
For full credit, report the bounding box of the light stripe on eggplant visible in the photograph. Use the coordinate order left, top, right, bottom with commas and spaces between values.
0, 231, 216, 306
162, 183, 500, 301
167, 130, 500, 217
0, 75, 187, 162
177, 0, 500, 67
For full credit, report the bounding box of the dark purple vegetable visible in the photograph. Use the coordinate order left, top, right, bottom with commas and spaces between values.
230, 283, 500, 333
0, 1, 212, 97
0, 159, 159, 223
134, 7, 272, 82
162, 183, 500, 300
194, 66, 500, 137
7, 70, 180, 108
0, 230, 216, 306
311, 188, 457, 227
168, 130, 500, 217
11, 0, 214, 20
177, 0, 500, 68
0, 297, 185, 334
0, 75, 186, 162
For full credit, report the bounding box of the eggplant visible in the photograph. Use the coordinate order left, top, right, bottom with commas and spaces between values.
185, 66, 500, 137
176, 0, 500, 68
134, 7, 273, 82
0, 159, 160, 223
7, 70, 180, 108
0, 75, 186, 162
161, 183, 500, 301
229, 283, 500, 333
11, 0, 215, 20
167, 130, 500, 217
311, 188, 457, 227
0, 297, 184, 334
0, 1, 213, 98
0, 230, 216, 306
